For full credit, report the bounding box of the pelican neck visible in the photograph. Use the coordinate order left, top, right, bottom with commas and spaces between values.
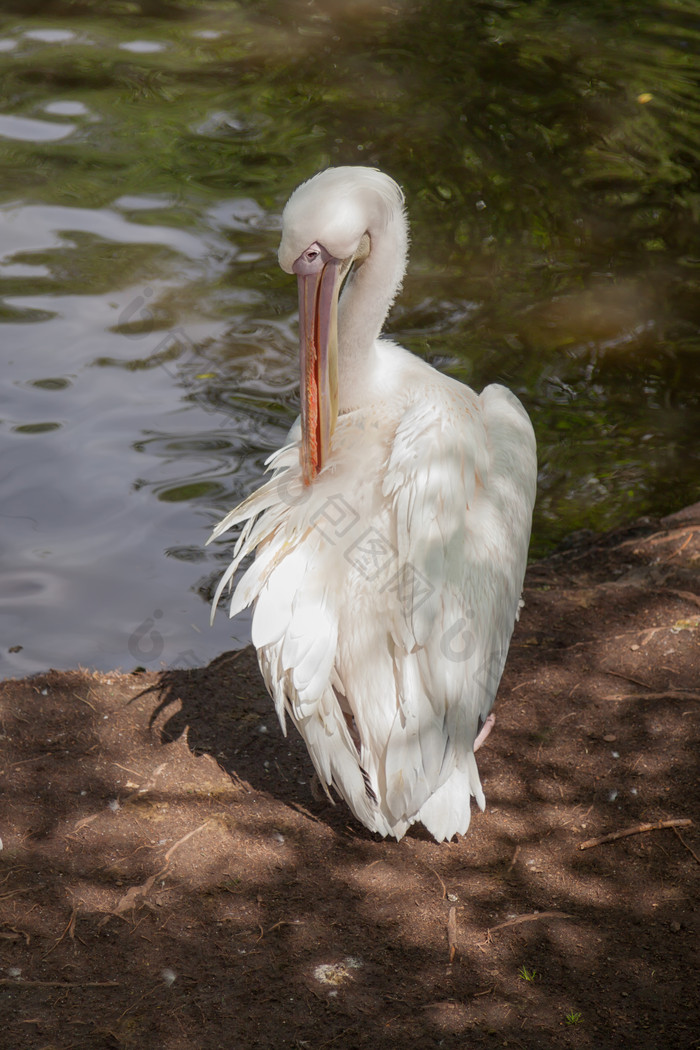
336, 209, 408, 413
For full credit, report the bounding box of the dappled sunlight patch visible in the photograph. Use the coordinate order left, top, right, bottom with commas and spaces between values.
348, 858, 424, 899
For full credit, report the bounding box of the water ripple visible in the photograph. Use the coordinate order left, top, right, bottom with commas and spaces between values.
24, 29, 75, 44
0, 114, 75, 142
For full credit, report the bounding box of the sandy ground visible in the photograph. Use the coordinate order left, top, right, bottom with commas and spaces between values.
0, 504, 698, 1049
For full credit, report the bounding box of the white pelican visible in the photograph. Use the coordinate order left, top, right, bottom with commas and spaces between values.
209, 166, 536, 841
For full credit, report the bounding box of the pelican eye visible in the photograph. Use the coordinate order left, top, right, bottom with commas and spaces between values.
293, 242, 334, 275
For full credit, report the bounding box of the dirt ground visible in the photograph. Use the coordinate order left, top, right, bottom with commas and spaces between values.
0, 505, 698, 1050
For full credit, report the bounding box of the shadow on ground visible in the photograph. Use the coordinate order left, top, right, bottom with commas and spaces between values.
1, 507, 698, 1049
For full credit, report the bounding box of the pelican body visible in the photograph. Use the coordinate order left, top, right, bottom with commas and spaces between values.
210, 166, 536, 841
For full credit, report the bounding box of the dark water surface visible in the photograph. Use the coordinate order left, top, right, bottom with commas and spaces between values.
1, 0, 698, 676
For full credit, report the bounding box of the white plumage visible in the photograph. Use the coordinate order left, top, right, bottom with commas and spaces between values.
210, 166, 536, 841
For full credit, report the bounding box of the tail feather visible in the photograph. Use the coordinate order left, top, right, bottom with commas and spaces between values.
415, 752, 484, 842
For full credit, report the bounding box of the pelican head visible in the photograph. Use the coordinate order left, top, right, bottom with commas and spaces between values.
278, 166, 405, 484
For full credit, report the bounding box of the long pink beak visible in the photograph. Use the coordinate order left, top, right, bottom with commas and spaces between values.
293, 243, 341, 485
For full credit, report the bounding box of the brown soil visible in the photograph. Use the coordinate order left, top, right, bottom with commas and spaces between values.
1, 506, 698, 1050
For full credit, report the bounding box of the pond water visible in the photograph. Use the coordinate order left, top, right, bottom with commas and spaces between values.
1, 0, 699, 677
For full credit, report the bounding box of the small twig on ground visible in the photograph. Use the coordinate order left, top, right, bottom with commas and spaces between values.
506, 846, 521, 873
2, 919, 30, 946
606, 692, 700, 703
163, 820, 211, 864
109, 821, 212, 915
579, 818, 693, 851
72, 691, 97, 712
116, 984, 158, 1022
645, 525, 700, 547
447, 906, 458, 964
110, 824, 213, 917
0, 979, 120, 988
662, 533, 696, 562
10, 755, 55, 769
0, 886, 43, 901
113, 761, 144, 777
430, 867, 447, 900
657, 587, 700, 608
487, 911, 573, 937
266, 920, 303, 934
113, 872, 160, 915
254, 918, 303, 942
42, 907, 78, 960
317, 1022, 362, 1049
672, 826, 700, 866
603, 669, 657, 689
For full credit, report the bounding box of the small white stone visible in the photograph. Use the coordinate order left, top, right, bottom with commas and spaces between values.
314, 957, 362, 986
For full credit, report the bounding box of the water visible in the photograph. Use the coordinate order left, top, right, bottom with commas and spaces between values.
1, 0, 698, 678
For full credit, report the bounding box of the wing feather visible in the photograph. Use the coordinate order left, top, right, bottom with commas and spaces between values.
371, 375, 535, 837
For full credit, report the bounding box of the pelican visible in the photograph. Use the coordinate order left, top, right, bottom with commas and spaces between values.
209, 166, 536, 841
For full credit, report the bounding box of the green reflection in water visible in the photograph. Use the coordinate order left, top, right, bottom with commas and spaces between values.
30, 377, 71, 390
13, 421, 62, 434
156, 480, 225, 503
0, 0, 698, 558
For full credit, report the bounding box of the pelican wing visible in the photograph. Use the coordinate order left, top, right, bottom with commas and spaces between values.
371, 378, 536, 839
